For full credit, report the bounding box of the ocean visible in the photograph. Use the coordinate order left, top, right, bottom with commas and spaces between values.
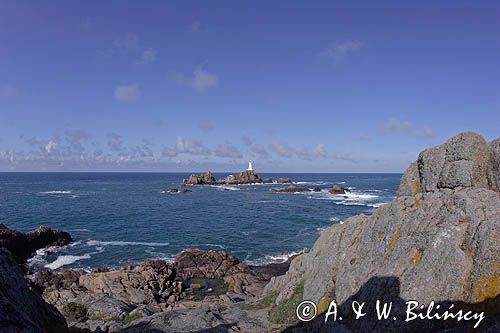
0, 172, 401, 271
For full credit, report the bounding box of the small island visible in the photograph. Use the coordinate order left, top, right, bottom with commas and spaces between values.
181, 160, 293, 186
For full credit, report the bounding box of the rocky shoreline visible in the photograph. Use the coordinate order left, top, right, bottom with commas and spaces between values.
1, 132, 499, 332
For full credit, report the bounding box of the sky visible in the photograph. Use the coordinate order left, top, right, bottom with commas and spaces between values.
0, 1, 499, 172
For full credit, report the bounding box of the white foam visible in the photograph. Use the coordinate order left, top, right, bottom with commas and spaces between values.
329, 217, 340, 222
68, 229, 90, 232
86, 240, 170, 247
40, 190, 72, 194
211, 185, 240, 191
44, 254, 91, 270
246, 249, 306, 265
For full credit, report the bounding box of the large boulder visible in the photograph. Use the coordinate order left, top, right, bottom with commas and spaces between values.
0, 249, 69, 333
0, 224, 72, 263
264, 132, 500, 332
399, 132, 500, 195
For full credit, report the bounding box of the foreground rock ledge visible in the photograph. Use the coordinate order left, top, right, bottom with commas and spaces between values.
264, 132, 500, 332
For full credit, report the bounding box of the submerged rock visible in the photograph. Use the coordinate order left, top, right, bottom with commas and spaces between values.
166, 188, 179, 193
265, 132, 500, 332
0, 224, 72, 263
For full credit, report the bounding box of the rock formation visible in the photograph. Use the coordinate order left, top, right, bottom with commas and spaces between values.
221, 170, 263, 184
182, 171, 216, 185
277, 178, 293, 184
329, 184, 350, 194
0, 224, 72, 263
271, 186, 311, 193
263, 132, 500, 332
0, 248, 69, 333
31, 248, 289, 332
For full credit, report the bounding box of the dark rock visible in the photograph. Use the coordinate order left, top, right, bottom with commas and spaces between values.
329, 184, 350, 194
182, 171, 216, 185
0, 248, 69, 332
276, 178, 293, 184
313, 187, 322, 192
222, 170, 262, 185
0, 224, 72, 263
181, 189, 192, 193
262, 178, 273, 184
166, 188, 179, 193
270, 186, 310, 193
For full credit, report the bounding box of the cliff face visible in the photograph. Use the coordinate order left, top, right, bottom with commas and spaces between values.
0, 249, 69, 333
265, 132, 499, 331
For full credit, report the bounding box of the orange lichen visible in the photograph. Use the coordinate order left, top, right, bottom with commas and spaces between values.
410, 250, 423, 265
386, 226, 401, 257
317, 296, 331, 315
415, 199, 422, 207
411, 179, 421, 195
473, 273, 500, 302
446, 199, 452, 209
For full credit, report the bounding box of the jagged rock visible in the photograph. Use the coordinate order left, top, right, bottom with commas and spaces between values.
329, 184, 350, 194
270, 186, 310, 193
264, 132, 500, 332
0, 249, 69, 333
263, 178, 274, 184
78, 260, 176, 306
174, 248, 262, 295
0, 224, 72, 263
222, 170, 262, 184
276, 178, 293, 184
182, 171, 216, 185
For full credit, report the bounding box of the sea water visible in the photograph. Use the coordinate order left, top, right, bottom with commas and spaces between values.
0, 172, 400, 271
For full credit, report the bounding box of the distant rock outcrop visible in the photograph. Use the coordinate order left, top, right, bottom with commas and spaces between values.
271, 186, 311, 193
0, 224, 72, 263
182, 171, 216, 185
264, 132, 500, 332
0, 249, 69, 333
277, 178, 293, 184
329, 184, 350, 194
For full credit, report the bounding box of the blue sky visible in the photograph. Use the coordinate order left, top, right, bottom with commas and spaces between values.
0, 1, 498, 172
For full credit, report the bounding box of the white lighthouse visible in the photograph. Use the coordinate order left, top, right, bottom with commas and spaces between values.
247, 160, 254, 171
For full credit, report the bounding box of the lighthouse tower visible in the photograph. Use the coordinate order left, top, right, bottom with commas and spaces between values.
247, 160, 254, 171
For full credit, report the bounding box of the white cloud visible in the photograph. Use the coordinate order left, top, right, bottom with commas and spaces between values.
315, 144, 328, 157
163, 136, 211, 157
384, 117, 411, 133
269, 141, 294, 158
173, 67, 218, 92
214, 143, 242, 158
251, 145, 269, 159
140, 48, 157, 64
114, 83, 140, 102
44, 140, 57, 155
320, 40, 364, 65
383, 117, 437, 139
